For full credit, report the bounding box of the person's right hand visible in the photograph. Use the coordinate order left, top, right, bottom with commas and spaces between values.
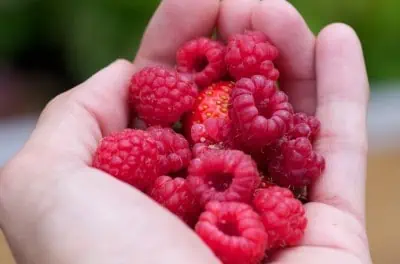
0, 0, 372, 263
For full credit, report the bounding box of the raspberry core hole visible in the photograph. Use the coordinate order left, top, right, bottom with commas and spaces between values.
194, 55, 208, 72
207, 173, 233, 192
218, 218, 240, 237
255, 98, 273, 118
170, 168, 188, 178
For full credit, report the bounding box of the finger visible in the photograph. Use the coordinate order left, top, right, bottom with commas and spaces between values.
217, 0, 258, 41
251, 0, 317, 114
310, 23, 369, 223
28, 59, 136, 163
134, 0, 220, 68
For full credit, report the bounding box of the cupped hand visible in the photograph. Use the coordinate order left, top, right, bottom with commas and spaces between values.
0, 0, 372, 263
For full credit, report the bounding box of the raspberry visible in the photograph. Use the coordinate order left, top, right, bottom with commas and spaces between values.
253, 186, 307, 249
288, 112, 321, 142
187, 149, 261, 207
268, 137, 325, 187
195, 201, 268, 264
92, 129, 159, 191
229, 75, 293, 151
191, 118, 234, 148
130, 66, 198, 126
148, 176, 200, 226
147, 126, 192, 175
176, 37, 226, 87
191, 123, 208, 144
225, 31, 280, 81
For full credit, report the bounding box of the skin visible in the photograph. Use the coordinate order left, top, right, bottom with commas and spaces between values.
0, 0, 372, 263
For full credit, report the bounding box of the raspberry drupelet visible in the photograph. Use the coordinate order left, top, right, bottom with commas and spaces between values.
190, 117, 234, 148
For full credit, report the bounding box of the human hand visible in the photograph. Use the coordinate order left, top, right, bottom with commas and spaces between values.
0, 0, 372, 263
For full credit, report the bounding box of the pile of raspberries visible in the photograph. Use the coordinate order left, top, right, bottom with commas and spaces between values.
92, 31, 325, 264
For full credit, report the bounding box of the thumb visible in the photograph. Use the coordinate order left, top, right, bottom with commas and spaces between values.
27, 59, 136, 164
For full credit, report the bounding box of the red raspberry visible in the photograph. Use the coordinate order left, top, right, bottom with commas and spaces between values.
229, 75, 293, 151
195, 201, 268, 264
130, 66, 198, 127
288, 112, 321, 142
268, 137, 325, 187
187, 149, 261, 207
225, 31, 280, 81
190, 118, 234, 148
148, 176, 200, 226
147, 126, 192, 175
253, 186, 307, 249
92, 129, 159, 191
176, 37, 226, 87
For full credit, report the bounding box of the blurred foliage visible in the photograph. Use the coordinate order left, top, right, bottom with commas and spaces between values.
290, 0, 400, 82
0, 0, 399, 84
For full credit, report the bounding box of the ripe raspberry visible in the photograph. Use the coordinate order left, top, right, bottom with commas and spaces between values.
229, 75, 293, 151
190, 118, 234, 148
225, 31, 279, 81
195, 201, 268, 264
176, 37, 226, 87
268, 137, 325, 187
187, 149, 261, 207
130, 66, 198, 127
148, 176, 200, 226
92, 129, 159, 191
253, 186, 307, 249
147, 126, 192, 175
288, 112, 321, 142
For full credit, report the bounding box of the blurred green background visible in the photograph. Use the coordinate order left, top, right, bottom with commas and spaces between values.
0, 0, 399, 117
1, 0, 399, 83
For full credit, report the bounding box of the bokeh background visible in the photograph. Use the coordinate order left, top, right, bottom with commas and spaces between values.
1, 0, 399, 263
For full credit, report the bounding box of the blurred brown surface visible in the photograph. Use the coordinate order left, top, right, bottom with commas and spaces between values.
0, 232, 13, 264
0, 150, 399, 264
367, 150, 400, 264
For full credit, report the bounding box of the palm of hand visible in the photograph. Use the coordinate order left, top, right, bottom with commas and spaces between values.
0, 1, 371, 264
